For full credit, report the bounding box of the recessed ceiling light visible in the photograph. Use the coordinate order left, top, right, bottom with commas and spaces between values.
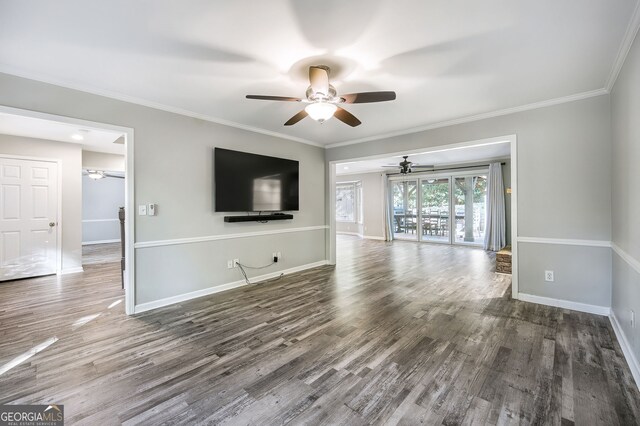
343, 166, 349, 170
71, 134, 84, 141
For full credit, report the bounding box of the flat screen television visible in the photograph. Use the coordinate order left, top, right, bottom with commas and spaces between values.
214, 148, 299, 212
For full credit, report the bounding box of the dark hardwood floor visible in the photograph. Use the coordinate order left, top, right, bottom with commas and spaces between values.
0, 235, 638, 425
82, 242, 121, 265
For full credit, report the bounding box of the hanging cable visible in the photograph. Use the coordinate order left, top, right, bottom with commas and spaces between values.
236, 261, 284, 285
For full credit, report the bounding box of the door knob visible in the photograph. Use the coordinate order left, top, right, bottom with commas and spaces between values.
49, 222, 55, 227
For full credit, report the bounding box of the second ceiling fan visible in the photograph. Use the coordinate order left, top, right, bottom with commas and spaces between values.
246, 65, 396, 127
382, 156, 434, 174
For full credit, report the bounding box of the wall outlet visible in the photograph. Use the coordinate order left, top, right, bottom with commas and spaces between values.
277, 252, 281, 260
631, 310, 636, 328
544, 270, 554, 282
272, 252, 278, 262
138, 204, 147, 215
148, 203, 157, 216
227, 260, 233, 269
233, 259, 239, 268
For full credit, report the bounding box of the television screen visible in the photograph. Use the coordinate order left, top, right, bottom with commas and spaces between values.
214, 148, 299, 212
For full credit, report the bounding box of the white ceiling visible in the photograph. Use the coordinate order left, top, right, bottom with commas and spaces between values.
0, 1, 637, 146
0, 113, 125, 154
336, 140, 511, 175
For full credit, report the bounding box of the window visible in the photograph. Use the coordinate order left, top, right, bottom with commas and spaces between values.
336, 183, 355, 222
336, 182, 362, 223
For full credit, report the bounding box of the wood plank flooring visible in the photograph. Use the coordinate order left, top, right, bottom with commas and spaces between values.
82, 242, 121, 265
0, 235, 638, 425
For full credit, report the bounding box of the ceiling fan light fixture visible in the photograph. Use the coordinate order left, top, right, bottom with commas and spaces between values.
87, 170, 105, 180
305, 102, 337, 123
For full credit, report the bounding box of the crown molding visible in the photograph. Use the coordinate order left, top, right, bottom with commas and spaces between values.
605, 0, 640, 92
324, 88, 609, 149
0, 66, 611, 151
0, 65, 322, 148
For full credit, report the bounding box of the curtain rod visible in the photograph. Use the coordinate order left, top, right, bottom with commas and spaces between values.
386, 162, 506, 176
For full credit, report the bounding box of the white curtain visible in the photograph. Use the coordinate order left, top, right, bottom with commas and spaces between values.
484, 162, 506, 251
382, 174, 394, 241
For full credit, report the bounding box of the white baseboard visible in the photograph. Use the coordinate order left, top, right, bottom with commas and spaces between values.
82, 239, 120, 245
134, 260, 329, 314
518, 293, 611, 316
337, 231, 362, 237
336, 232, 384, 241
610, 311, 640, 388
58, 267, 84, 275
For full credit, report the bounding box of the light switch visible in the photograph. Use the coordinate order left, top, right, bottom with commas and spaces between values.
138, 205, 147, 215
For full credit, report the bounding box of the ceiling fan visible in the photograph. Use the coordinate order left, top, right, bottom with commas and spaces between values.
83, 169, 124, 180
382, 156, 434, 174
245, 65, 396, 127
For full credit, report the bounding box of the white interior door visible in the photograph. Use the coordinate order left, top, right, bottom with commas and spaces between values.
0, 157, 58, 281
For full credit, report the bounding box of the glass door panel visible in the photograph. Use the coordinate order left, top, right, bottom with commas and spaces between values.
420, 178, 450, 242
453, 175, 487, 244
391, 180, 418, 240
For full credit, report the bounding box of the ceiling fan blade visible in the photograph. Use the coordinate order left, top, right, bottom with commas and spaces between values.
334, 106, 362, 127
246, 95, 303, 102
309, 66, 330, 95
284, 109, 308, 126
340, 91, 396, 104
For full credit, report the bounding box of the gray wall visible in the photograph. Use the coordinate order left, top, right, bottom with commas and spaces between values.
336, 172, 385, 238
327, 95, 612, 308
611, 30, 640, 368
0, 73, 326, 305
0, 134, 82, 272
82, 174, 124, 243
82, 151, 125, 172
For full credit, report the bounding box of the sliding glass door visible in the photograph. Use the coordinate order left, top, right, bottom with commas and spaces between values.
420, 178, 450, 242
392, 180, 418, 240
389, 171, 488, 246
453, 175, 487, 244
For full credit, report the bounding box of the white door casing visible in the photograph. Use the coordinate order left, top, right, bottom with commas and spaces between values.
0, 157, 58, 280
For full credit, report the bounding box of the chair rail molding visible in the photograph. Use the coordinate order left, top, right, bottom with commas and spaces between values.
517, 236, 611, 248
611, 242, 640, 275
134, 225, 329, 249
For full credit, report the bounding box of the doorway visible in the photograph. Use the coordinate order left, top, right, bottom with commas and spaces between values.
329, 135, 518, 299
0, 105, 135, 314
82, 169, 125, 266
